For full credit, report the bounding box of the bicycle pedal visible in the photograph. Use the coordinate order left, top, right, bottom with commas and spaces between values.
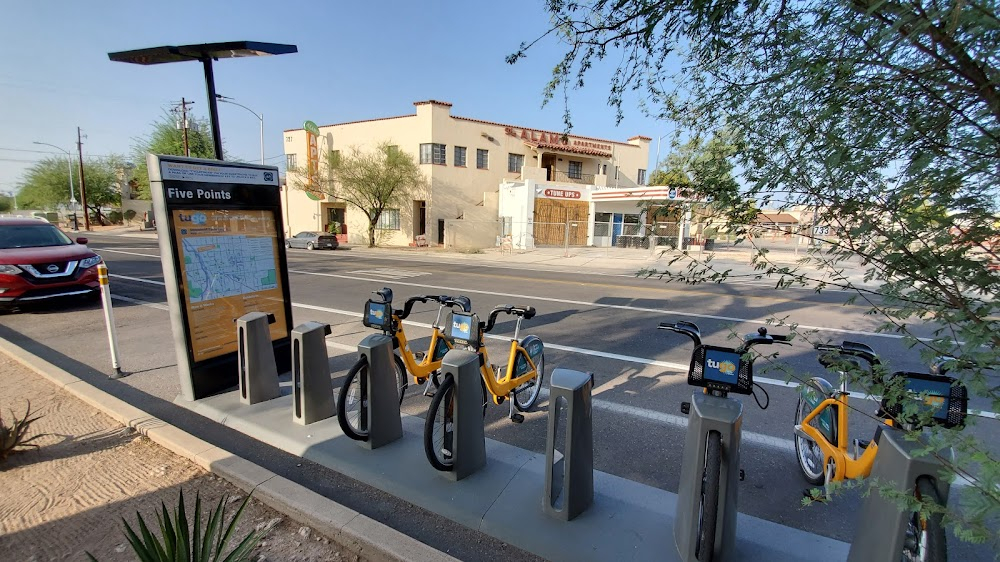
681, 402, 691, 415
510, 413, 525, 424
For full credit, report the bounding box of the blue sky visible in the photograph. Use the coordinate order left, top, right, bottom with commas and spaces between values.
0, 0, 674, 197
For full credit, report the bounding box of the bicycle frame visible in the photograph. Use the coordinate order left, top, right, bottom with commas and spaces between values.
797, 392, 882, 481
475, 315, 539, 404
392, 305, 453, 383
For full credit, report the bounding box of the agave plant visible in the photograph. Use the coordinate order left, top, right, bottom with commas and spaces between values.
0, 400, 44, 461
87, 490, 263, 562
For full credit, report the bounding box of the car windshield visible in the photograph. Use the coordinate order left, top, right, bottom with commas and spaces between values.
0, 224, 73, 249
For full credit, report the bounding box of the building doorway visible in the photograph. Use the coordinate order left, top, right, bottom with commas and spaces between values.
437, 219, 445, 245
542, 154, 556, 181
413, 200, 426, 238
324, 205, 347, 241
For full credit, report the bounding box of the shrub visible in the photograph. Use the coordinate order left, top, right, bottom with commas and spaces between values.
87, 490, 262, 562
0, 401, 44, 461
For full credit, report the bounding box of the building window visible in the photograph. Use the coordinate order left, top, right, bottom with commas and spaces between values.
638, 168, 647, 185
602, 164, 607, 175
286, 154, 297, 169
375, 209, 401, 230
477, 149, 489, 169
508, 153, 524, 173
568, 161, 583, 179
420, 143, 446, 165
614, 166, 620, 180
454, 146, 467, 167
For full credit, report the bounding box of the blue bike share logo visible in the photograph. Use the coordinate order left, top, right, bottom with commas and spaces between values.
704, 349, 740, 384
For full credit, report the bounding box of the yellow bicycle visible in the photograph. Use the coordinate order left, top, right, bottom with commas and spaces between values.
423, 304, 544, 471
794, 341, 968, 560
337, 288, 471, 441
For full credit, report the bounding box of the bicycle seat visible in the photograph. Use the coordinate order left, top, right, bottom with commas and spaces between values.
375, 287, 393, 303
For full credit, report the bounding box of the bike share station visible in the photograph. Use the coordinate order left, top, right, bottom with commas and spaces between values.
153, 157, 851, 561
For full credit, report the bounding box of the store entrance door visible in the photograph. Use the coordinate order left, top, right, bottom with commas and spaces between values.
611, 214, 624, 246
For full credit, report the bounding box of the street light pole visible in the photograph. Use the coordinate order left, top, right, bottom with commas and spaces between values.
216, 94, 264, 164
32, 141, 77, 211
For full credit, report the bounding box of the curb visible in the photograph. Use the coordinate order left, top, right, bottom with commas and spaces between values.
0, 338, 458, 562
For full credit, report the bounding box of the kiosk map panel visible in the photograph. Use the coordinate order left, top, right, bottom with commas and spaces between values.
173, 209, 287, 361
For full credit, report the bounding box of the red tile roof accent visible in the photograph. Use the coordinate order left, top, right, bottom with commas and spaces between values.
452, 115, 640, 148
628, 135, 653, 141
413, 100, 453, 107
757, 212, 800, 223
524, 141, 612, 158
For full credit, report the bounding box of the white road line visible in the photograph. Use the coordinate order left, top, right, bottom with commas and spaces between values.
106, 272, 999, 420
110, 294, 169, 310
97, 247, 887, 337
287, 268, 905, 340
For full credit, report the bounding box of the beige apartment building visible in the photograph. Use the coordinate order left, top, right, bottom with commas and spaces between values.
282, 100, 651, 248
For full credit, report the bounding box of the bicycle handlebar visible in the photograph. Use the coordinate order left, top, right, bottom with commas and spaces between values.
658, 321, 703, 347
736, 327, 792, 353
483, 304, 536, 334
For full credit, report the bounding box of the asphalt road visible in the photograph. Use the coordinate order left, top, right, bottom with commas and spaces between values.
3, 232, 996, 561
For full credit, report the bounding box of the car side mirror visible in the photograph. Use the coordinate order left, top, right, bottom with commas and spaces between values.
76, 237, 88, 244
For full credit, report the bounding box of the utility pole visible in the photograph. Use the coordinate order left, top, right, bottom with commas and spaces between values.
172, 98, 195, 157
77, 127, 90, 231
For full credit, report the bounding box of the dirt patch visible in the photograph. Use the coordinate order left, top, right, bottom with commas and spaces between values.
0, 354, 360, 561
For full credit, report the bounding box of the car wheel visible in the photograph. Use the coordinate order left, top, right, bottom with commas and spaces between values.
306, 242, 315, 250
285, 240, 291, 248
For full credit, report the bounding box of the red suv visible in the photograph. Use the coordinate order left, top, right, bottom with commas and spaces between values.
0, 217, 102, 308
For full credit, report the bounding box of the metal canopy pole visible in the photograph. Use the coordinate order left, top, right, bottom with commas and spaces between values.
201, 57, 224, 160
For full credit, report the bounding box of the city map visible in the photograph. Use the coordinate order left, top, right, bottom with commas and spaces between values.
181, 235, 278, 301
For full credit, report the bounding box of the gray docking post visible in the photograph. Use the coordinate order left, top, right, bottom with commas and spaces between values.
674, 393, 743, 562
356, 334, 403, 449
236, 312, 280, 405
440, 349, 487, 481
847, 429, 951, 562
544, 368, 594, 521
291, 321, 335, 425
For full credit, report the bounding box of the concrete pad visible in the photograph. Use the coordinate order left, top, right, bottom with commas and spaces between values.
178, 389, 851, 562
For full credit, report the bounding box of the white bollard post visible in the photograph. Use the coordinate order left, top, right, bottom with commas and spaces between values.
97, 263, 125, 379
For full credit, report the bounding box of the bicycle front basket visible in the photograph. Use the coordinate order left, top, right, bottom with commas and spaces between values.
880, 372, 967, 429
362, 299, 393, 331
689, 345, 753, 395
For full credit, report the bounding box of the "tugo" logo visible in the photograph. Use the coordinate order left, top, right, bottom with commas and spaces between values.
707, 358, 737, 374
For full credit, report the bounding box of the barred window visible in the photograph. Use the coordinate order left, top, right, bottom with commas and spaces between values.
420, 143, 446, 165
477, 149, 489, 169
375, 209, 401, 230
454, 146, 467, 167
286, 154, 297, 169
568, 161, 583, 179
638, 168, 647, 185
508, 153, 524, 173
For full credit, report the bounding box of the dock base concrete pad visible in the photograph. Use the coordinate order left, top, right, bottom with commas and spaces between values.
178, 385, 849, 562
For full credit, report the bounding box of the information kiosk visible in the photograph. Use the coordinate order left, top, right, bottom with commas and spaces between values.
147, 155, 293, 400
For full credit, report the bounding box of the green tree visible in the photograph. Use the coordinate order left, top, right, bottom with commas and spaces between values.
0, 194, 12, 213
131, 113, 216, 199
514, 0, 1000, 546
16, 156, 126, 222
292, 142, 423, 247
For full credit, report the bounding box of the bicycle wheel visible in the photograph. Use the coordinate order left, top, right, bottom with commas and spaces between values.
392, 353, 407, 405
424, 375, 455, 471
513, 353, 544, 411
337, 358, 369, 441
902, 478, 947, 562
697, 431, 722, 562
794, 382, 828, 486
